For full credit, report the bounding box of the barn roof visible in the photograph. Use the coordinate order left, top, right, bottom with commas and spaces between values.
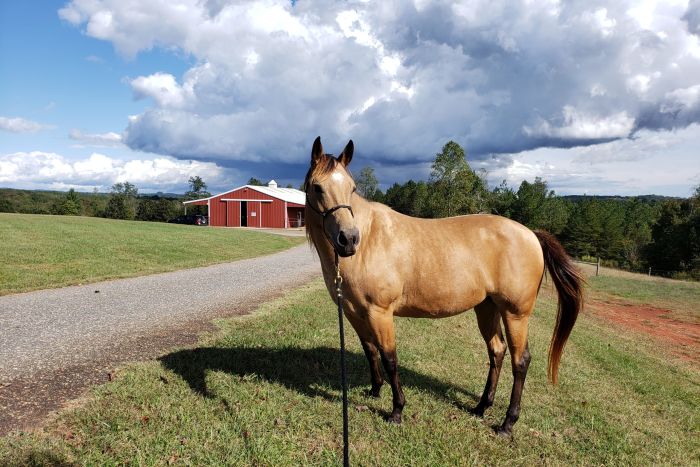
182, 183, 305, 206
246, 185, 305, 205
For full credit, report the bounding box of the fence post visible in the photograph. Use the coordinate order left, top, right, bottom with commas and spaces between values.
648, 267, 652, 277
596, 257, 600, 277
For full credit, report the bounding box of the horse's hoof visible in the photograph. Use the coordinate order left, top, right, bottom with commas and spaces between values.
386, 414, 402, 424
469, 405, 487, 417
494, 426, 512, 438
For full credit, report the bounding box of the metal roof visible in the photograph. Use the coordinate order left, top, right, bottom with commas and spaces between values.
183, 184, 305, 206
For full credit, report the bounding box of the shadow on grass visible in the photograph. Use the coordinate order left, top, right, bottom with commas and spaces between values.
159, 346, 479, 412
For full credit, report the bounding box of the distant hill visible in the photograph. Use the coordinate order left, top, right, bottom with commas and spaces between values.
561, 194, 683, 203
0, 188, 183, 215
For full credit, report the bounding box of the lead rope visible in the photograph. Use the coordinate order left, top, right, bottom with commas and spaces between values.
334, 251, 350, 467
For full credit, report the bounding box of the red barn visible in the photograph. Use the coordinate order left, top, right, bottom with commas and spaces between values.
183, 180, 305, 228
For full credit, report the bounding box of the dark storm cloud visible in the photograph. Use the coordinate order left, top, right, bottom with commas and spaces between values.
684, 0, 700, 36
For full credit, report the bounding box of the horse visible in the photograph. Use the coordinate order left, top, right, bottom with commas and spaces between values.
304, 136, 584, 437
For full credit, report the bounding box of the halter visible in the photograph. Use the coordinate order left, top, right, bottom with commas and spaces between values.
305, 194, 354, 220
306, 193, 355, 247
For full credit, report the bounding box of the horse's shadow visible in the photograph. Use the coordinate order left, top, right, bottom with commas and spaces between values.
158, 346, 479, 415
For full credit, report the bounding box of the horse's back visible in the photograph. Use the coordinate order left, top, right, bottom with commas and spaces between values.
372, 210, 544, 316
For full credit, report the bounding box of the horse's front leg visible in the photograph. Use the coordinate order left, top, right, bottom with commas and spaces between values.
371, 312, 405, 424
360, 340, 384, 398
344, 312, 384, 398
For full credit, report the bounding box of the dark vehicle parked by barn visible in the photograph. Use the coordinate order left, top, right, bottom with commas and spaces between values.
168, 214, 209, 226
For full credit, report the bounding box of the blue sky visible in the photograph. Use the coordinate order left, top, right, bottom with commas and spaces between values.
1, 1, 699, 196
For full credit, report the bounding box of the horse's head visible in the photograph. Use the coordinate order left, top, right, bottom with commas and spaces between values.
304, 136, 360, 257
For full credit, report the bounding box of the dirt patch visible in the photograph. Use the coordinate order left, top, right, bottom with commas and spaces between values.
587, 299, 700, 363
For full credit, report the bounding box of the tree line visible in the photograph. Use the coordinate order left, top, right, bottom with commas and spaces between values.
0, 176, 213, 222
356, 141, 699, 280
1, 143, 697, 279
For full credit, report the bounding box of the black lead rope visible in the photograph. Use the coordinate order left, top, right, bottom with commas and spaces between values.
307, 193, 353, 465
334, 251, 350, 467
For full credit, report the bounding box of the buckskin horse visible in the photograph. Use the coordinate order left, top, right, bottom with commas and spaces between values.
304, 137, 583, 436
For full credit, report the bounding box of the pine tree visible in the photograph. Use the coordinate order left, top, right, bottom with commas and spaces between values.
60, 188, 81, 216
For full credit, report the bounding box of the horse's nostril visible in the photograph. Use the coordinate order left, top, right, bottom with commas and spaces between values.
337, 232, 348, 246
352, 233, 359, 246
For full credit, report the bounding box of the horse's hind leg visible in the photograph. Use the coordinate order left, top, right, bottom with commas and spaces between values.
471, 298, 507, 416
497, 307, 532, 437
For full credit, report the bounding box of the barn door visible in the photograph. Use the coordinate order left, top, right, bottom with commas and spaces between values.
226, 201, 239, 227
248, 201, 260, 227
240, 202, 248, 227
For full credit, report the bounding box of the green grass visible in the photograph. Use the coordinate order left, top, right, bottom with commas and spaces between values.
0, 213, 304, 296
1, 279, 698, 465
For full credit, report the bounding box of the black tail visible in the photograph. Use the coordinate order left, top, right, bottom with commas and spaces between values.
534, 231, 585, 384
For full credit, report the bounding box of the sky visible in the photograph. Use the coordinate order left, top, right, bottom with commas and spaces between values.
1, 0, 699, 196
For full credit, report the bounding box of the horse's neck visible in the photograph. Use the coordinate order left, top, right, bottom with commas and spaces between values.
354, 196, 375, 249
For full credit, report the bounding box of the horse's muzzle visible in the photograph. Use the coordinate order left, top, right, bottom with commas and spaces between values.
334, 228, 359, 257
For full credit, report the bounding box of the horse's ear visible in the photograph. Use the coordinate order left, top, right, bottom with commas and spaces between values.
338, 140, 354, 167
311, 136, 323, 165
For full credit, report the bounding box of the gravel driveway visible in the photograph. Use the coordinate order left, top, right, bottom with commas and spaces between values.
0, 244, 320, 434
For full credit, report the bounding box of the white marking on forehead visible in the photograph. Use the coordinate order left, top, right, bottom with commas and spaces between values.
331, 170, 345, 183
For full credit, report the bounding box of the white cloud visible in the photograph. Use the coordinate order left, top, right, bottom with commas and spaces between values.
59, 0, 700, 173
0, 151, 228, 192
485, 124, 700, 195
0, 116, 51, 133
661, 84, 700, 112
524, 106, 635, 140
130, 72, 191, 108
69, 129, 124, 147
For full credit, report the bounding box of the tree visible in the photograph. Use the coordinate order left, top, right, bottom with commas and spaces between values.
184, 176, 211, 200
188, 176, 206, 193
247, 177, 264, 186
510, 178, 570, 234
428, 141, 488, 217
620, 198, 656, 269
491, 180, 517, 218
563, 199, 623, 261
356, 166, 380, 201
645, 193, 700, 278
85, 187, 103, 217
384, 180, 430, 217
136, 197, 182, 222
61, 188, 81, 216
104, 182, 138, 220
51, 188, 82, 216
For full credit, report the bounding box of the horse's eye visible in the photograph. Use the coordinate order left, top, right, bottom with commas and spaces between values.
313, 184, 323, 194
352, 186, 357, 194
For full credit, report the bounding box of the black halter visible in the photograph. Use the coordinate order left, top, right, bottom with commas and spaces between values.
306, 194, 354, 220
306, 193, 354, 247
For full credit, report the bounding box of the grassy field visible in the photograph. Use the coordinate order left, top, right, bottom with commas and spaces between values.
0, 213, 304, 296
1, 277, 697, 465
